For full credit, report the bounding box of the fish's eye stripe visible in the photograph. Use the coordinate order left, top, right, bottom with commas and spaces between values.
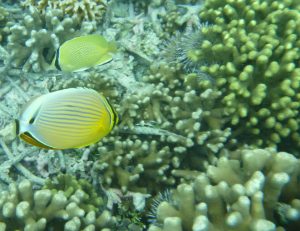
55, 48, 62, 71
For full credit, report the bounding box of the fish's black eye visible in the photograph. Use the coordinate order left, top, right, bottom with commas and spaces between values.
55, 48, 62, 71
29, 117, 35, 124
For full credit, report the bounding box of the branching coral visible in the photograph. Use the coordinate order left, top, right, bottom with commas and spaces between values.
186, 0, 300, 152
86, 63, 234, 193
21, 0, 107, 23
148, 148, 300, 231
0, 174, 116, 230
141, 63, 232, 149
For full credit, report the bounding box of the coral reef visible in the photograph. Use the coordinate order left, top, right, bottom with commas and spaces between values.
47, 60, 233, 193
0, 0, 300, 230
186, 0, 300, 152
0, 174, 116, 230
7, 1, 234, 192
0, 2, 22, 45
148, 147, 300, 231
21, 0, 107, 24
141, 63, 232, 150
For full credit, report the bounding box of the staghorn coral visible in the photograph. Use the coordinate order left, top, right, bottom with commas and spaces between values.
0, 2, 22, 45
21, 0, 107, 24
155, 2, 203, 37
88, 65, 234, 193
7, 6, 95, 72
148, 147, 300, 231
0, 174, 116, 230
141, 63, 232, 150
184, 0, 300, 152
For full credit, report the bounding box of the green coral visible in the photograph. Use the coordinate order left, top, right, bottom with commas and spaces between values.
0, 174, 116, 230
148, 148, 300, 231
178, 0, 300, 152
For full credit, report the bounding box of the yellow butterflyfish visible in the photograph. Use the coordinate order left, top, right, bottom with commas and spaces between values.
16, 88, 118, 149
51, 34, 117, 72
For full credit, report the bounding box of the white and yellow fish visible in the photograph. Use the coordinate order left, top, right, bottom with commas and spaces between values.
51, 34, 117, 72
16, 88, 118, 149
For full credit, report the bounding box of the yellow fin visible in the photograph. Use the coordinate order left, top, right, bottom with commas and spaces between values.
20, 132, 55, 149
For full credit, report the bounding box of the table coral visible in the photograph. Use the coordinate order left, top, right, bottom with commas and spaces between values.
0, 174, 116, 230
148, 148, 300, 231
183, 0, 300, 152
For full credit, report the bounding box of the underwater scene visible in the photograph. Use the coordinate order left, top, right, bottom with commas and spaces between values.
0, 0, 300, 230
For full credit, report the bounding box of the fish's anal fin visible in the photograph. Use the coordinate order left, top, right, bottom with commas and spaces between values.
95, 54, 113, 66
20, 132, 56, 149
